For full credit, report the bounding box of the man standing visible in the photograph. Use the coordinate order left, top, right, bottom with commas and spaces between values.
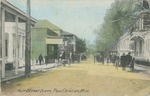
38, 54, 43, 65
121, 53, 126, 71
126, 52, 132, 66
69, 52, 72, 64
44, 55, 48, 65
130, 57, 135, 72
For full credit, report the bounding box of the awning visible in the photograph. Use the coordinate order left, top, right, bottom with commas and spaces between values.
46, 38, 63, 44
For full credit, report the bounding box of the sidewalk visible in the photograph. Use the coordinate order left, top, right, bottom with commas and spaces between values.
1, 63, 59, 82
135, 64, 150, 76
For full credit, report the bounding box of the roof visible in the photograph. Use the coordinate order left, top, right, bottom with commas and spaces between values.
60, 31, 75, 36
3, 0, 37, 23
35, 20, 62, 32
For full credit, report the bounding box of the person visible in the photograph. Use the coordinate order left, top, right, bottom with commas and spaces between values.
115, 56, 120, 70
96, 53, 100, 65
130, 57, 135, 72
126, 52, 132, 66
44, 55, 48, 65
101, 54, 105, 65
39, 54, 43, 65
94, 54, 96, 64
69, 52, 72, 64
121, 53, 126, 71
112, 54, 117, 66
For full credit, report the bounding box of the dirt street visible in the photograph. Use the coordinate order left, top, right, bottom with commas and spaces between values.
2, 59, 150, 96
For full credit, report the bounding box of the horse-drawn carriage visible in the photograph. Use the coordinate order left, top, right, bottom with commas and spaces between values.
94, 51, 105, 64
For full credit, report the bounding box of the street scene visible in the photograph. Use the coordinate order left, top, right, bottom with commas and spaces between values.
1, 59, 150, 96
1, 0, 150, 96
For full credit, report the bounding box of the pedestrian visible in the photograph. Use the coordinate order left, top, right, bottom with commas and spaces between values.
112, 54, 117, 66
39, 54, 43, 65
94, 54, 96, 64
115, 56, 120, 70
130, 57, 135, 72
96, 54, 100, 65
121, 53, 126, 71
126, 52, 132, 67
101, 54, 105, 65
44, 55, 48, 65
69, 52, 72, 65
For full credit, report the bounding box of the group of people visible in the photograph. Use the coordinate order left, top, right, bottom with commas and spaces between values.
120, 52, 135, 71
38, 51, 83, 67
112, 52, 135, 71
94, 51, 135, 72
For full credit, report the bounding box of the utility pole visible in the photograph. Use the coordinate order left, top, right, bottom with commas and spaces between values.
0, 0, 2, 93
25, 0, 31, 77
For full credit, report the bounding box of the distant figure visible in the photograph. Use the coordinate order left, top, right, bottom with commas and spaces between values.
44, 55, 48, 65
112, 54, 117, 65
121, 53, 126, 71
94, 55, 96, 64
126, 52, 132, 66
69, 52, 72, 64
76, 54, 80, 63
101, 54, 105, 65
39, 54, 43, 65
115, 56, 120, 70
96, 54, 100, 65
130, 57, 135, 72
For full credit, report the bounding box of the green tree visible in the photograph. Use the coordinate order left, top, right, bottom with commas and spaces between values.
76, 38, 87, 54
95, 0, 136, 51
86, 41, 97, 56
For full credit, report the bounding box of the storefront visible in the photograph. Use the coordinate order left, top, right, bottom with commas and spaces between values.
0, 0, 36, 78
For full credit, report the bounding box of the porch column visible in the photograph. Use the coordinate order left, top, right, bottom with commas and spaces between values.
19, 35, 22, 66
73, 36, 76, 52
0, 0, 2, 76
141, 16, 143, 30
137, 40, 140, 56
0, 0, 2, 93
2, 8, 5, 78
15, 15, 19, 75
7, 33, 14, 62
139, 18, 142, 30
134, 41, 137, 56
144, 40, 147, 57
143, 40, 146, 56
19, 35, 24, 66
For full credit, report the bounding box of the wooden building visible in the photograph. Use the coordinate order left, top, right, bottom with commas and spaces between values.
0, 0, 36, 78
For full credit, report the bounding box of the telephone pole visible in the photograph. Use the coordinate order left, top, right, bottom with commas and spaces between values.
25, 0, 31, 77
0, 0, 2, 93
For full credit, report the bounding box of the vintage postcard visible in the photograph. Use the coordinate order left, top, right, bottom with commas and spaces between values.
0, 0, 150, 96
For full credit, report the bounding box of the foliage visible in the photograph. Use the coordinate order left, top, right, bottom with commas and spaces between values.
95, 0, 136, 51
86, 41, 97, 56
76, 38, 87, 54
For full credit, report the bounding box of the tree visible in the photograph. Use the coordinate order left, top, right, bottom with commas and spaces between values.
86, 41, 97, 56
95, 0, 135, 51
76, 38, 87, 54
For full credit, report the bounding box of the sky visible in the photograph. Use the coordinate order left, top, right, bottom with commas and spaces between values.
8, 0, 114, 43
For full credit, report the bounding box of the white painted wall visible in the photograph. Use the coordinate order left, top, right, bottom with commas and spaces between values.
5, 22, 26, 66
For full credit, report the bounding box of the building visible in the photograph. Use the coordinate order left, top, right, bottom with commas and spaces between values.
60, 31, 76, 53
32, 20, 63, 63
0, 0, 36, 78
32, 20, 77, 63
114, 0, 150, 64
